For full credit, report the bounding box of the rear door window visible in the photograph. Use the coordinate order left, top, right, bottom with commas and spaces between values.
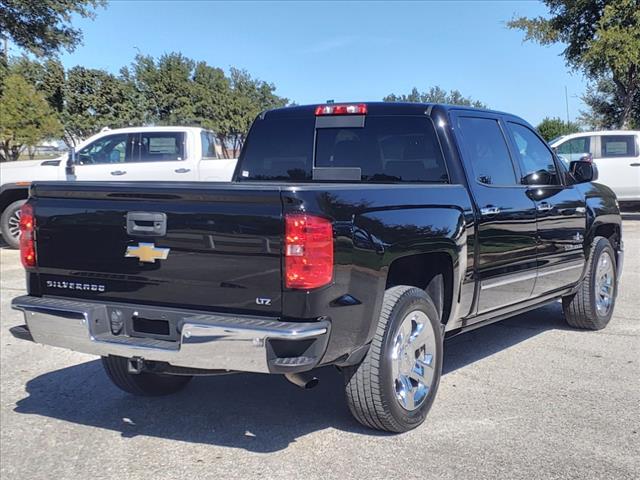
600, 135, 638, 158
131, 132, 185, 163
456, 117, 517, 185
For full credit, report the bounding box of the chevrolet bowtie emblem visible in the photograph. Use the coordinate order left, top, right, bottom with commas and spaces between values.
125, 243, 170, 263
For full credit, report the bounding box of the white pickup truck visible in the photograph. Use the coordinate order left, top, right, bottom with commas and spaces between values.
550, 130, 640, 204
0, 126, 237, 248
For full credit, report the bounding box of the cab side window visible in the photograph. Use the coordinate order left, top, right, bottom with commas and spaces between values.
556, 137, 590, 157
201, 131, 218, 159
600, 135, 638, 158
457, 117, 517, 185
508, 122, 559, 185
76, 134, 131, 165
131, 132, 185, 162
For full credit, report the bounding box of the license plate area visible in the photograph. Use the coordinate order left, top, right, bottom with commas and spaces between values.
132, 315, 171, 337
105, 305, 181, 341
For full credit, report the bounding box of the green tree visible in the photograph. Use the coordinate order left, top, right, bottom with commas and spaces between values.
9, 56, 65, 113
190, 62, 232, 141
0, 0, 105, 59
508, 0, 640, 129
216, 68, 287, 156
127, 53, 195, 124
62, 66, 146, 145
383, 86, 486, 108
0, 73, 62, 161
580, 76, 640, 129
536, 117, 582, 141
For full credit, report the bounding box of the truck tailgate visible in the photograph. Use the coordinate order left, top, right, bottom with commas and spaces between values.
30, 182, 283, 315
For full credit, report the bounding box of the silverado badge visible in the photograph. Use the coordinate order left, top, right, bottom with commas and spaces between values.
125, 243, 170, 263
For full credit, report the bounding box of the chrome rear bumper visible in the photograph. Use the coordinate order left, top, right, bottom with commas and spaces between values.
11, 296, 329, 374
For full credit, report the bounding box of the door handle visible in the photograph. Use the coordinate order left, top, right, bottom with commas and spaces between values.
111, 170, 127, 176
174, 168, 191, 173
480, 206, 501, 216
537, 202, 553, 212
630, 163, 640, 167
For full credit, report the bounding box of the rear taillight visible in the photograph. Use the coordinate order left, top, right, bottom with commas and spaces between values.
315, 104, 367, 116
285, 214, 333, 289
19, 203, 36, 268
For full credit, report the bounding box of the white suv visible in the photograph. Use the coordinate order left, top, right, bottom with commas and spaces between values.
550, 130, 640, 203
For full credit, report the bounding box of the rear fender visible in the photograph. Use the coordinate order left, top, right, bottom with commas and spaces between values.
354, 206, 468, 342
581, 182, 622, 260
0, 184, 30, 213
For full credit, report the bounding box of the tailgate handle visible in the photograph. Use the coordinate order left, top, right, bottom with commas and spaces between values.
126, 212, 167, 237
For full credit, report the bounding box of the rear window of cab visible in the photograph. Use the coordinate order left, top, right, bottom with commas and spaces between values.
237, 115, 449, 183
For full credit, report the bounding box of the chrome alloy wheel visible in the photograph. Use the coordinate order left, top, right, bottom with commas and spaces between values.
595, 251, 614, 316
7, 208, 21, 240
391, 310, 437, 411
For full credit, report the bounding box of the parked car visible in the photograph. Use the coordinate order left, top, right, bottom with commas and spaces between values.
10, 103, 623, 433
0, 126, 237, 248
550, 130, 640, 203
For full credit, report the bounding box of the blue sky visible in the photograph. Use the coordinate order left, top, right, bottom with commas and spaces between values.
46, 0, 588, 125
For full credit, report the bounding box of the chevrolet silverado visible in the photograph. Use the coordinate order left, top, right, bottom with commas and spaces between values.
10, 103, 623, 432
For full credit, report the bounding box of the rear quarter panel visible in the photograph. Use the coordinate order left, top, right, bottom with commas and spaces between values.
578, 181, 623, 255
280, 184, 475, 364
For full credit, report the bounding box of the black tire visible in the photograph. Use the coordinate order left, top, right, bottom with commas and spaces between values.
343, 285, 443, 433
0, 199, 26, 249
562, 236, 617, 330
101, 356, 192, 396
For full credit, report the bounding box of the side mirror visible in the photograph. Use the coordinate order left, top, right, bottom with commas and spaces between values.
66, 147, 76, 176
569, 160, 598, 184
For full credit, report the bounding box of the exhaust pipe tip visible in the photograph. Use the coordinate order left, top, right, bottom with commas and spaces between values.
285, 372, 319, 389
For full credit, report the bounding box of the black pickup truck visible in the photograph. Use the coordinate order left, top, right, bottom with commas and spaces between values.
11, 103, 623, 433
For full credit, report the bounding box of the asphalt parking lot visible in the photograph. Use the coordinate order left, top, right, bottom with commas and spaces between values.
1, 216, 639, 480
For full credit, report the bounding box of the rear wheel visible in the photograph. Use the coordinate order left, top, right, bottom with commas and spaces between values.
101, 356, 192, 396
0, 199, 26, 249
562, 236, 617, 330
343, 286, 443, 433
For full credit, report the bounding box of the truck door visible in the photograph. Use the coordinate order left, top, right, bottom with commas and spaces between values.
452, 112, 538, 314
121, 131, 197, 181
505, 121, 587, 295
72, 132, 136, 181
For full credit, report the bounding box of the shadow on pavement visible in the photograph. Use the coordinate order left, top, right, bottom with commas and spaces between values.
14, 303, 569, 451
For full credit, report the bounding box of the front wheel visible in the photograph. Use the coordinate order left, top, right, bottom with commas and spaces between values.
0, 199, 26, 249
562, 236, 618, 330
101, 356, 192, 396
343, 286, 443, 433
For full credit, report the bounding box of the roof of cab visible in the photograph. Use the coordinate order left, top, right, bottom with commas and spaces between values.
262, 102, 520, 120
550, 130, 640, 146
93, 126, 207, 135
